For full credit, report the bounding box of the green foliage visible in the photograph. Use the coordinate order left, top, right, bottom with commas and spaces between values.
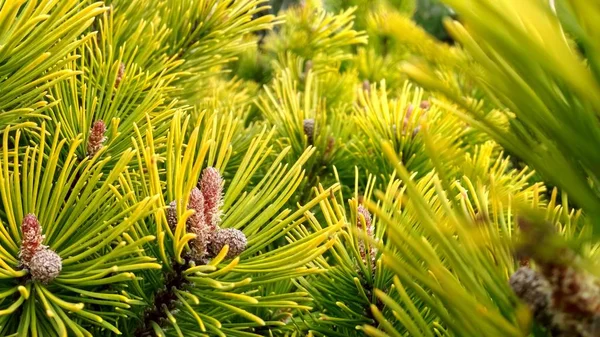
404, 0, 600, 235
1, 0, 598, 336
0, 0, 106, 130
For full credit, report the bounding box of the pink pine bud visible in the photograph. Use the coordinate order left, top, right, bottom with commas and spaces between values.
200, 167, 223, 230
115, 62, 125, 88
208, 228, 247, 259
19, 214, 45, 267
167, 187, 211, 260
87, 120, 107, 158
187, 187, 206, 229
29, 248, 62, 284
187, 188, 210, 259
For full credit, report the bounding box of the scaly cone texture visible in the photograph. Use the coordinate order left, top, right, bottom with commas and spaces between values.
208, 228, 248, 259
167, 187, 211, 260
167, 167, 246, 261
29, 248, 62, 284
87, 120, 107, 158
200, 167, 224, 231
509, 266, 553, 328
19, 214, 45, 267
187, 187, 210, 259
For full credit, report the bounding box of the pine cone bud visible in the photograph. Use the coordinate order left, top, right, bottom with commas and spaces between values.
357, 205, 376, 267
420, 100, 430, 109
29, 248, 62, 284
115, 62, 125, 88
303, 118, 315, 145
19, 214, 45, 267
87, 120, 107, 158
167, 187, 211, 260
208, 228, 247, 259
509, 267, 553, 326
200, 167, 223, 230
187, 187, 206, 229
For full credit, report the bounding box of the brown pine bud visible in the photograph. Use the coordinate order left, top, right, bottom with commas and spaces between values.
115, 62, 125, 88
357, 205, 376, 267
303, 118, 315, 145
200, 167, 223, 230
19, 214, 45, 267
510, 267, 553, 327
29, 248, 62, 284
87, 120, 107, 158
166, 201, 178, 230
543, 263, 600, 335
208, 228, 247, 259
420, 100, 430, 110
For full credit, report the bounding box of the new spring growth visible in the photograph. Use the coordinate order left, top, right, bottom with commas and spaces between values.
199, 167, 224, 230
20, 214, 45, 267
19, 214, 62, 283
167, 187, 210, 260
87, 120, 107, 158
200, 167, 248, 259
168, 167, 246, 261
357, 205, 376, 267
303, 118, 315, 145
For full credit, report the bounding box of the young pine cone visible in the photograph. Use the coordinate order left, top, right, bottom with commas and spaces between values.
357, 205, 377, 268
19, 214, 46, 267
509, 266, 553, 327
167, 187, 211, 260
199, 167, 223, 230
208, 228, 247, 259
29, 248, 62, 284
87, 120, 107, 158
